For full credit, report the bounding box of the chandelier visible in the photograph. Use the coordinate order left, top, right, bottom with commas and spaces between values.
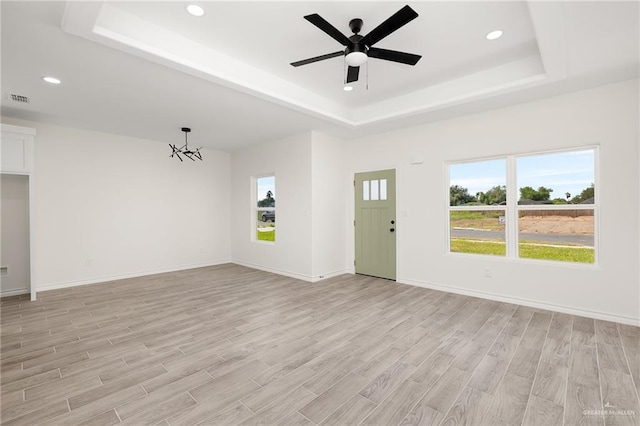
169, 127, 202, 161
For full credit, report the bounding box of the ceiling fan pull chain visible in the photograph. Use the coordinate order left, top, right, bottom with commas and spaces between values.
366, 60, 369, 91
343, 56, 347, 84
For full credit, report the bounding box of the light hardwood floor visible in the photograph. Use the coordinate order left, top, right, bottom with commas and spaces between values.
1, 264, 639, 426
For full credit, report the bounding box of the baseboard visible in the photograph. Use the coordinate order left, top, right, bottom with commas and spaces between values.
31, 261, 638, 326
0, 288, 30, 298
398, 277, 640, 327
231, 260, 314, 282
37, 259, 232, 292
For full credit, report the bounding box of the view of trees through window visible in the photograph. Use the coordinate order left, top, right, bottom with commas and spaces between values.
450, 182, 595, 206
449, 149, 596, 264
256, 176, 275, 242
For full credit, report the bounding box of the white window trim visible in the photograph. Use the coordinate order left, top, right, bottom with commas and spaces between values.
446, 146, 599, 266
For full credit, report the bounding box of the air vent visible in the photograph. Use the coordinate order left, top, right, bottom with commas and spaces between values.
9, 94, 29, 103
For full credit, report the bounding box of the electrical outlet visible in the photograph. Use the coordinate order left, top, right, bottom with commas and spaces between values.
483, 267, 492, 278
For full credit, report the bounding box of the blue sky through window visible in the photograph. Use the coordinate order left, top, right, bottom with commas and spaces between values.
257, 176, 276, 207
450, 159, 506, 197
517, 150, 594, 200
450, 150, 594, 200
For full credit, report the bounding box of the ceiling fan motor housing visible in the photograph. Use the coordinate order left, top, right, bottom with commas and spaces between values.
346, 34, 366, 54
349, 18, 363, 34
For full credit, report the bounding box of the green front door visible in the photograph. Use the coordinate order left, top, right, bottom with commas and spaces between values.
355, 169, 396, 280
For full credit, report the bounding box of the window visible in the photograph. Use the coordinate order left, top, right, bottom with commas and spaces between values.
362, 178, 388, 201
448, 148, 596, 264
256, 175, 275, 242
450, 159, 507, 257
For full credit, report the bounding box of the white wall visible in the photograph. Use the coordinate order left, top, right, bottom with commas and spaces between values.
1, 118, 231, 291
310, 131, 348, 279
339, 79, 639, 325
229, 131, 349, 282
2, 80, 638, 325
0, 174, 30, 296
230, 132, 313, 280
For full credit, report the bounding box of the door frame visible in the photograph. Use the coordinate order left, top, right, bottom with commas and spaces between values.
1, 124, 37, 301
350, 167, 399, 281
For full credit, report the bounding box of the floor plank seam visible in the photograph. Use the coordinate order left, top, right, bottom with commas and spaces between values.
593, 321, 607, 425
114, 406, 124, 422
140, 383, 149, 395
616, 323, 640, 407
521, 311, 555, 425
202, 369, 216, 380
249, 377, 264, 389
239, 398, 255, 414
296, 408, 318, 425
432, 306, 510, 425
561, 316, 574, 426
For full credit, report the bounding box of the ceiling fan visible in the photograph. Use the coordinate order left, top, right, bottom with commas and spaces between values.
291, 5, 422, 84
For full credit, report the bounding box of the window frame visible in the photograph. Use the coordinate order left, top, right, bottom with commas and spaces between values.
446, 146, 599, 266
254, 174, 276, 244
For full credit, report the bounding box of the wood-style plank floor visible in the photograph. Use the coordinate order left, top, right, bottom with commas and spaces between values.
1, 264, 639, 426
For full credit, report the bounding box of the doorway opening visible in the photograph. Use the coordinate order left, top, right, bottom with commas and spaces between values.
1, 174, 31, 298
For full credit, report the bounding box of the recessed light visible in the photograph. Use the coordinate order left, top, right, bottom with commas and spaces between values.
42, 76, 61, 84
343, 85, 353, 92
186, 4, 205, 17
486, 30, 503, 40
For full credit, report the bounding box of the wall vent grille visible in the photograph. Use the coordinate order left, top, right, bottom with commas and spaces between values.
9, 94, 29, 103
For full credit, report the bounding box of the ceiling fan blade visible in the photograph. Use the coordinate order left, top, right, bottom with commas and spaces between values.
304, 14, 352, 46
361, 5, 419, 47
346, 66, 359, 83
291, 51, 344, 67
368, 47, 421, 65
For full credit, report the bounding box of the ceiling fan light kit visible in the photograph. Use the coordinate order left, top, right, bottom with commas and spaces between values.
169, 127, 203, 161
345, 51, 367, 67
291, 5, 422, 87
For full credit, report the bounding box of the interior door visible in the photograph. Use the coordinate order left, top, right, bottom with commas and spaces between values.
354, 169, 396, 280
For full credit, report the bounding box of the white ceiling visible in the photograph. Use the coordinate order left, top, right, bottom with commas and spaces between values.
1, 1, 638, 151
